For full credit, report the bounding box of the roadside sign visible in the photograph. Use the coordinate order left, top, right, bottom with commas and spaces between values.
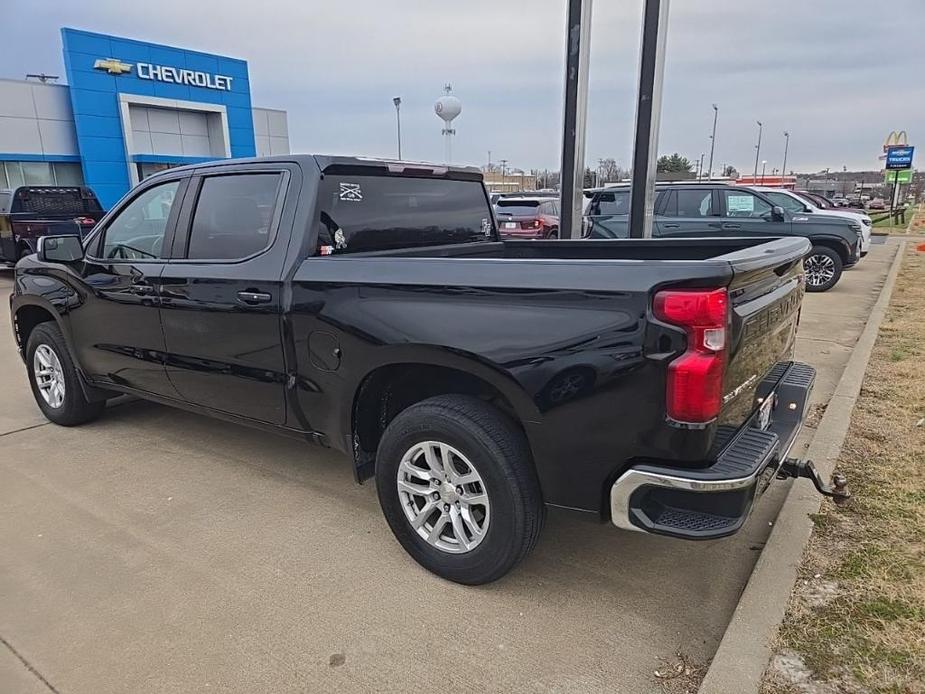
885, 145, 914, 170
883, 169, 913, 184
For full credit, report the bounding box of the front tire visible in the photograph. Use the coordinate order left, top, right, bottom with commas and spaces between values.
375, 395, 544, 585
803, 246, 843, 292
26, 322, 105, 426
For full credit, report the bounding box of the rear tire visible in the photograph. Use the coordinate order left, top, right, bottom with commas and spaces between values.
803, 246, 843, 292
26, 322, 105, 426
375, 395, 544, 585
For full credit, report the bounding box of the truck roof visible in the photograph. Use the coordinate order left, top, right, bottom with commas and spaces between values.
161, 154, 483, 180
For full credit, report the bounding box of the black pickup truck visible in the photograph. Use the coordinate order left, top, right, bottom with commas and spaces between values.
1, 186, 104, 265
11, 156, 827, 584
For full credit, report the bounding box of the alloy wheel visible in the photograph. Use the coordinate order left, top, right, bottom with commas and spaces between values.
804, 254, 836, 288
396, 440, 490, 554
33, 344, 65, 408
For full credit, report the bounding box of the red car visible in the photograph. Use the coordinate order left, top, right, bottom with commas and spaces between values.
1, 186, 104, 264
494, 196, 560, 239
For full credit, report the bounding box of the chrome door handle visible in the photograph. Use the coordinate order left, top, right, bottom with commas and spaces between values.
237, 290, 272, 305
662, 224, 681, 229
722, 223, 742, 230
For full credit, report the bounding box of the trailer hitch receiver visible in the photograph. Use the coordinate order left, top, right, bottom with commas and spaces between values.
778, 458, 851, 505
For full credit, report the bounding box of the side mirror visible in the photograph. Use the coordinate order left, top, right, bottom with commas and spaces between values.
37, 235, 84, 263
771, 206, 786, 222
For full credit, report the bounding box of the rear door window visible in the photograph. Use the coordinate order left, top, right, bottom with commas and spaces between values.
186, 173, 283, 260
317, 175, 493, 254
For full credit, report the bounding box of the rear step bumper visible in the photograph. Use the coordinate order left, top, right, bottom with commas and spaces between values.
609, 361, 816, 540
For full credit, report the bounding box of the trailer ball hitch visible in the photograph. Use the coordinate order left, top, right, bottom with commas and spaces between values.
778, 458, 851, 505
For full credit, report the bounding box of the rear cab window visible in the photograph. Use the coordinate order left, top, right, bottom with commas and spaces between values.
316, 175, 494, 254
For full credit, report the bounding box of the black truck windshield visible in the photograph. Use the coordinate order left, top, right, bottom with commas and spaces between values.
316, 175, 493, 254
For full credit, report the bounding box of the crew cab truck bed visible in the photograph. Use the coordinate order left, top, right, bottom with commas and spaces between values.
11, 155, 819, 584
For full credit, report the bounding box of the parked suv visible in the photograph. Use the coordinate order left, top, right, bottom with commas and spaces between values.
585, 183, 862, 291
752, 187, 871, 258
0, 186, 104, 265
494, 196, 560, 239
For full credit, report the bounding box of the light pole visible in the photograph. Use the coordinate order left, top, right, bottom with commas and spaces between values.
781, 131, 790, 180
707, 103, 718, 180
698, 153, 705, 181
753, 120, 763, 180
392, 97, 402, 160
761, 160, 767, 184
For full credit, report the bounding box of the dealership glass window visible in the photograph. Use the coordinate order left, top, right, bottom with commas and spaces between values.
187, 174, 283, 260
100, 180, 180, 260
1, 161, 84, 188
22, 162, 53, 185
53, 163, 84, 186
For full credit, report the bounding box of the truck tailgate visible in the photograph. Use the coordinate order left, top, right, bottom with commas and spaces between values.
718, 253, 805, 432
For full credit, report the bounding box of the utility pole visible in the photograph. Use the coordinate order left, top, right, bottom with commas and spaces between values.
698, 153, 705, 181
392, 97, 402, 160
782, 131, 790, 179
761, 160, 767, 184
488, 150, 491, 169
707, 103, 718, 180
753, 120, 763, 180
628, 0, 672, 238
558, 0, 594, 239
500, 159, 508, 191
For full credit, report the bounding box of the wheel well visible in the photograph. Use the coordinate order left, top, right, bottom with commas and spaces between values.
810, 239, 849, 264
14, 305, 56, 350
352, 364, 523, 479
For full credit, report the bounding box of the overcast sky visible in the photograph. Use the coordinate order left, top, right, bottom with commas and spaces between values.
4, 0, 922, 174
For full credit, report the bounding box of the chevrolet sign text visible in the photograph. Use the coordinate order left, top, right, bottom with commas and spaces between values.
136, 63, 233, 91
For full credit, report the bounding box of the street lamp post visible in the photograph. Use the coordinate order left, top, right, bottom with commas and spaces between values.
698, 153, 705, 181
782, 131, 790, 179
761, 160, 767, 184
392, 97, 402, 160
707, 103, 718, 180
753, 120, 763, 180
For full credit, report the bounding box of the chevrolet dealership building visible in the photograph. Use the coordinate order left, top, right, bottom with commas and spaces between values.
0, 28, 290, 208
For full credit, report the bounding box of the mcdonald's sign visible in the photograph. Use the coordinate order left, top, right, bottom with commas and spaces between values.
883, 130, 908, 152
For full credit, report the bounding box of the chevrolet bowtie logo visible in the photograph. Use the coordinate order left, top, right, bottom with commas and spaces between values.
93, 58, 133, 75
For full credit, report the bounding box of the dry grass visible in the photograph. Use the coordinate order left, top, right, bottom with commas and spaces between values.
764, 244, 925, 694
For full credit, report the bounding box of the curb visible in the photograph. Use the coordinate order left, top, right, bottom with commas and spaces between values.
698, 240, 907, 694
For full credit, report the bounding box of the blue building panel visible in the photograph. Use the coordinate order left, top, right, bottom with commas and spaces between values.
61, 27, 255, 208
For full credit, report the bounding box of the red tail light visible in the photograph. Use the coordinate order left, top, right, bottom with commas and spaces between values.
75, 216, 96, 226
653, 287, 729, 424
521, 219, 542, 230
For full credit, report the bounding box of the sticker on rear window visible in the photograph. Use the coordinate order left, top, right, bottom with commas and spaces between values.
339, 182, 363, 201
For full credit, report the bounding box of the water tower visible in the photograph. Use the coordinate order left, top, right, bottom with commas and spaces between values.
434, 84, 462, 163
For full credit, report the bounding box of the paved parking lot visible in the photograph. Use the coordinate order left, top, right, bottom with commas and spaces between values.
0, 240, 900, 694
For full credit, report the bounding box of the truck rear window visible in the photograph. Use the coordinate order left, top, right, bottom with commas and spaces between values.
316, 175, 493, 254
11, 188, 103, 216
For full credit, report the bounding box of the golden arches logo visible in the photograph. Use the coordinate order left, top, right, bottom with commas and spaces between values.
884, 130, 908, 151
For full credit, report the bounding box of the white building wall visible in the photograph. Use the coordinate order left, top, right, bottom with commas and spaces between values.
0, 79, 79, 156
253, 107, 290, 157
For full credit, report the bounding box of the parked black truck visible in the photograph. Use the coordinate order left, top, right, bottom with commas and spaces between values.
12, 156, 831, 584
1, 186, 104, 265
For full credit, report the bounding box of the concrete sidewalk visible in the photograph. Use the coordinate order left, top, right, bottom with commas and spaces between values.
0, 241, 899, 694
